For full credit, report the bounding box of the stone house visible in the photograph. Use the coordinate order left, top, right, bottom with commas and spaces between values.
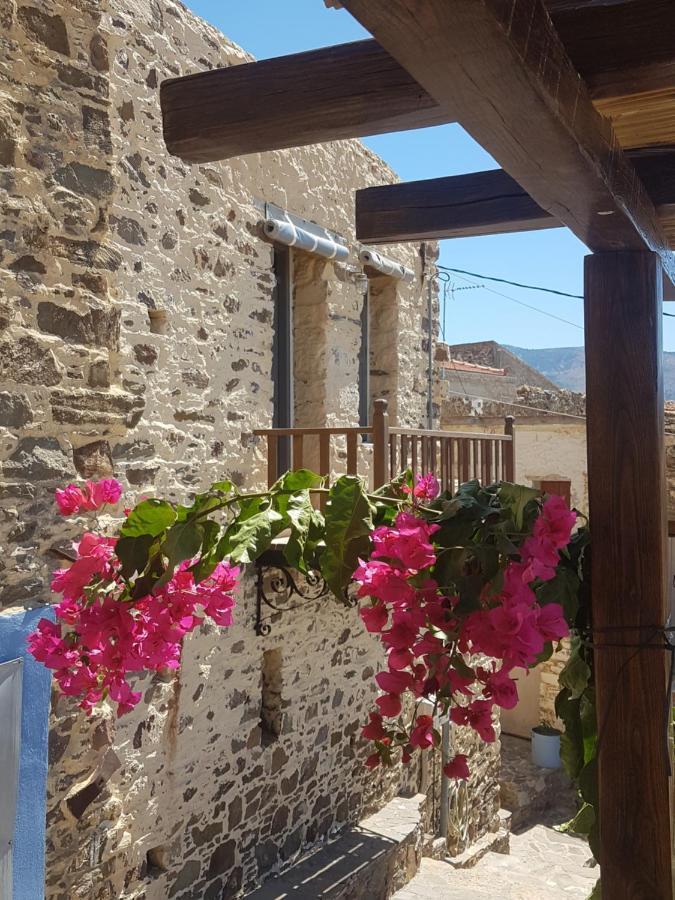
0, 2, 503, 898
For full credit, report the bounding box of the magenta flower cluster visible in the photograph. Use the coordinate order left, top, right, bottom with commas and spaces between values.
29, 480, 239, 716
354, 489, 576, 779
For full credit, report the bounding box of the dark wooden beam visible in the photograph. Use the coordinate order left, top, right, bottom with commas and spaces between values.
553, 0, 673, 94
340, 0, 675, 283
160, 40, 452, 164
546, 0, 637, 12
356, 170, 555, 243
584, 250, 672, 899
162, 0, 674, 164
356, 149, 675, 243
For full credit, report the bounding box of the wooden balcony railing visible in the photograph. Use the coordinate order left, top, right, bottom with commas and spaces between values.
254, 399, 515, 491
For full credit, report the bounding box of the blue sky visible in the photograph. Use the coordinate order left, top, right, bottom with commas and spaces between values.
184, 0, 675, 351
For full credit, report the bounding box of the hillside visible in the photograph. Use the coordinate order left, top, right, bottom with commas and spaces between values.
506, 346, 675, 400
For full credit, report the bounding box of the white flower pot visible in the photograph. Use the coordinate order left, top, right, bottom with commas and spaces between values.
531, 727, 561, 769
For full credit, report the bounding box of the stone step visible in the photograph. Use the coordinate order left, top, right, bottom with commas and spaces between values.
499, 734, 577, 831
392, 825, 597, 900
445, 810, 511, 870
244, 794, 426, 899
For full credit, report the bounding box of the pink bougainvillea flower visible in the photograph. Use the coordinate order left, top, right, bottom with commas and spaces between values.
371, 512, 439, 572
403, 472, 441, 501
365, 752, 381, 769
362, 712, 386, 741
451, 700, 496, 743
375, 670, 414, 695
443, 754, 470, 780
55, 484, 87, 516
51, 533, 117, 602
88, 478, 123, 509
359, 601, 389, 634
376, 693, 402, 717
354, 559, 417, 606
388, 648, 414, 671
409, 714, 435, 750
55, 479, 123, 516
480, 667, 519, 710
536, 495, 577, 548
535, 603, 569, 643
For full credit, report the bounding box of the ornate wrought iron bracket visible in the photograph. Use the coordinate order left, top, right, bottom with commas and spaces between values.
254, 549, 330, 636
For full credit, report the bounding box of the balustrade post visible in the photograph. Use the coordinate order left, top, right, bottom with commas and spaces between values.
504, 415, 515, 481
372, 398, 389, 488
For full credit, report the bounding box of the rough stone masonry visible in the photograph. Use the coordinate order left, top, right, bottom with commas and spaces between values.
0, 1, 501, 897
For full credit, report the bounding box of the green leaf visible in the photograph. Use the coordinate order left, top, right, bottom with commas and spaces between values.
556, 689, 585, 780
321, 475, 374, 597
536, 565, 580, 621
559, 802, 595, 837
560, 637, 592, 699
498, 482, 540, 531
218, 499, 285, 564
271, 468, 322, 492
155, 519, 205, 587
120, 499, 176, 538
283, 493, 314, 571
579, 689, 598, 763
211, 479, 233, 494
533, 641, 554, 667
115, 533, 157, 579
578, 757, 598, 809
192, 520, 222, 583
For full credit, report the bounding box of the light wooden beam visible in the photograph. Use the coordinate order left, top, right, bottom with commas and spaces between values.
160, 40, 452, 163
584, 250, 672, 899
356, 149, 675, 243
340, 0, 675, 283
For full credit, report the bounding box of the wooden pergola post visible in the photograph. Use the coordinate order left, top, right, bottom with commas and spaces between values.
584, 250, 673, 898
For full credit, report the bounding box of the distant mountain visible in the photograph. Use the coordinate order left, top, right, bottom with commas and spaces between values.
505, 345, 675, 400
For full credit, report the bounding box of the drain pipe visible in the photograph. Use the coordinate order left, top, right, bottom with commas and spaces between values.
426, 268, 435, 430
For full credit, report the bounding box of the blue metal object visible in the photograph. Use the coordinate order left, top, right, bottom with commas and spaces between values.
0, 607, 55, 900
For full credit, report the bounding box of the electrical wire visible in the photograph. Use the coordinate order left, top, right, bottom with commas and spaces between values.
443, 389, 675, 432
437, 263, 675, 324
443, 388, 587, 420
440, 268, 585, 331
437, 264, 584, 299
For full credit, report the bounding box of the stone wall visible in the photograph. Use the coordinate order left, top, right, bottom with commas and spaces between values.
0, 1, 501, 897
0, 0, 435, 616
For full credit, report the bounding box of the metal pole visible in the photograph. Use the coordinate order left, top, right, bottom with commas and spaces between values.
439, 719, 451, 842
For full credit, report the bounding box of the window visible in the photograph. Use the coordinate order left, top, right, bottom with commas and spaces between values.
539, 479, 572, 506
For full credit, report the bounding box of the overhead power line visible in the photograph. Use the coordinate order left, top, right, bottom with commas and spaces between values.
437, 263, 675, 326
437, 265, 584, 299
443, 388, 587, 420
440, 267, 584, 331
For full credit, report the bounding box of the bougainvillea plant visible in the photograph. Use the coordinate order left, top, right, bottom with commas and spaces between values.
29, 469, 577, 783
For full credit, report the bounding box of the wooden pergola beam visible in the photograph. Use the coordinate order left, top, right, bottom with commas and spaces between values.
356, 149, 675, 243
340, 0, 675, 283
161, 0, 674, 163
356, 170, 555, 243
160, 40, 452, 163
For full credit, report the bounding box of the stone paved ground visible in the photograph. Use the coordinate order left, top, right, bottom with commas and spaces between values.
393, 825, 598, 899
394, 734, 600, 899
